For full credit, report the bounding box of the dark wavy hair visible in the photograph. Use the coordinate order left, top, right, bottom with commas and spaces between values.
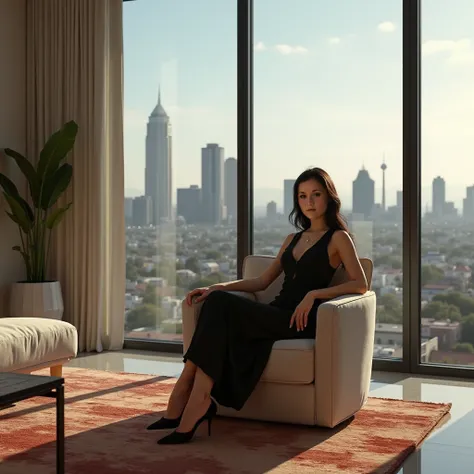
289, 167, 350, 233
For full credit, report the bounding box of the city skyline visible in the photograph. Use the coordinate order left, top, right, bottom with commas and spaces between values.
127, 91, 473, 218
128, 85, 474, 220
124, 0, 474, 210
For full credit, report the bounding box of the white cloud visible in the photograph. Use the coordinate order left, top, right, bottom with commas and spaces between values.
423, 39, 474, 64
328, 37, 341, 45
253, 43, 309, 55
377, 22, 396, 33
275, 44, 308, 55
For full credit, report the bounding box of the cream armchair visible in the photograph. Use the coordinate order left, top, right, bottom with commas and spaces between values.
182, 255, 376, 428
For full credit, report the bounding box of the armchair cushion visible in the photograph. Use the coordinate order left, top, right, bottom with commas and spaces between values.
262, 339, 314, 384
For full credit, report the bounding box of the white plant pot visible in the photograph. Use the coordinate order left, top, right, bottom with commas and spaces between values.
10, 281, 64, 320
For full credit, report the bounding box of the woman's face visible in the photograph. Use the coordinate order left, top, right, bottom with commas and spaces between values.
297, 178, 328, 221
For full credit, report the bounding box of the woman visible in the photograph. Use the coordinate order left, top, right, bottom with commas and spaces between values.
149, 167, 368, 445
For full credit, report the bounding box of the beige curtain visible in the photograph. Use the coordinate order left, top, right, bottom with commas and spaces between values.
26, 0, 125, 352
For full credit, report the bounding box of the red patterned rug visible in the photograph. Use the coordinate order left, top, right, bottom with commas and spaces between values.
0, 367, 450, 474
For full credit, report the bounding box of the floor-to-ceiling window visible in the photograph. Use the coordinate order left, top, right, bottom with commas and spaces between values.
121, 0, 474, 378
123, 0, 237, 343
420, 0, 474, 367
253, 0, 404, 360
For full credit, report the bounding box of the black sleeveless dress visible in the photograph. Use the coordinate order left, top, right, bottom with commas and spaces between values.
183, 228, 338, 410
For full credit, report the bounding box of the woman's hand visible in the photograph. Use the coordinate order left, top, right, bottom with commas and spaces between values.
289, 293, 315, 331
185, 285, 224, 306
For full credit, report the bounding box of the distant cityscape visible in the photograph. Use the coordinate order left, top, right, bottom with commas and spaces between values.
125, 92, 474, 226
124, 92, 474, 368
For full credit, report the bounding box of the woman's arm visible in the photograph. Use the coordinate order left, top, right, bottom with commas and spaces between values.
216, 278, 265, 294
211, 233, 295, 294
307, 230, 368, 301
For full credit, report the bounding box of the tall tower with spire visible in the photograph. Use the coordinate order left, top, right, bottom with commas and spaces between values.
145, 87, 172, 224
381, 156, 387, 212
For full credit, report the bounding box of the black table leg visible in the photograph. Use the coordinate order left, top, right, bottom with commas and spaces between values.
56, 384, 65, 474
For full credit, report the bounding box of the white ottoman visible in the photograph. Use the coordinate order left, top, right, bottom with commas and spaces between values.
0, 317, 78, 376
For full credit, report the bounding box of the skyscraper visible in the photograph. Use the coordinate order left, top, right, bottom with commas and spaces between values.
145, 88, 172, 225
432, 176, 445, 217
202, 143, 224, 224
224, 157, 237, 224
463, 185, 474, 220
284, 179, 295, 219
352, 167, 375, 219
132, 196, 152, 227
396, 190, 403, 209
267, 201, 277, 221
124, 197, 133, 224
177, 185, 202, 224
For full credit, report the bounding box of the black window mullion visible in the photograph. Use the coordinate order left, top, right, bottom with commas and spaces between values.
403, 0, 422, 372
237, 0, 254, 278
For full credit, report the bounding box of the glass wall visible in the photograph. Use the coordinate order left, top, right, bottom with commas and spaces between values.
253, 0, 403, 360
122, 0, 474, 376
123, 0, 237, 342
420, 1, 474, 366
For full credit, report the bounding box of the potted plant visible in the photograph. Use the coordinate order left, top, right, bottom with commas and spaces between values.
0, 121, 78, 319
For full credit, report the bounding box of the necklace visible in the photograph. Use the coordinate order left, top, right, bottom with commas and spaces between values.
303, 229, 329, 244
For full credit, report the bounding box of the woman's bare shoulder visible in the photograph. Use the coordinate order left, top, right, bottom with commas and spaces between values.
332, 230, 354, 245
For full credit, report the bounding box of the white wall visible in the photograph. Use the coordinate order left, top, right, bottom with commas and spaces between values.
0, 0, 26, 313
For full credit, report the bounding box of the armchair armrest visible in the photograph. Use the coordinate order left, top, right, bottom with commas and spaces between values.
243, 254, 284, 304
181, 291, 257, 353
313, 291, 376, 427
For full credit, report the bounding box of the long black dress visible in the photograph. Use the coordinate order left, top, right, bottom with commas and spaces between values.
183, 228, 339, 410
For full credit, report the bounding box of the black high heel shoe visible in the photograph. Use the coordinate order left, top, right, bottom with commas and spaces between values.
146, 414, 182, 431
157, 399, 217, 445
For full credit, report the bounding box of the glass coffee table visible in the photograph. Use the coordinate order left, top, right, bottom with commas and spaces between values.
0, 372, 65, 474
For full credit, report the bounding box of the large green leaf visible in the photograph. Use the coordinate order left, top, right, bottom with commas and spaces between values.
6, 211, 22, 227
4, 148, 40, 205
3, 193, 34, 232
41, 163, 73, 209
0, 179, 32, 223
46, 203, 72, 229
0, 173, 20, 197
37, 121, 78, 180
13, 246, 32, 281
16, 194, 34, 222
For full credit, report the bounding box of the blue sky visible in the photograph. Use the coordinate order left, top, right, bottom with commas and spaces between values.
123, 0, 474, 210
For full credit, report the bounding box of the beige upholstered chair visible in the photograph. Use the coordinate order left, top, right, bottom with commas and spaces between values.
182, 255, 376, 428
